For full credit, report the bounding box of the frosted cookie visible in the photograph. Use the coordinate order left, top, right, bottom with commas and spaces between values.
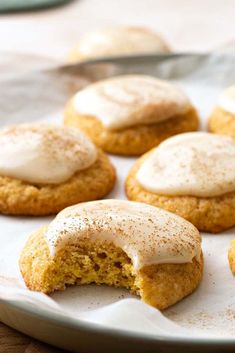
228, 240, 235, 274
68, 26, 170, 62
19, 199, 203, 310
0, 124, 115, 216
64, 75, 199, 156
208, 85, 235, 138
126, 132, 235, 233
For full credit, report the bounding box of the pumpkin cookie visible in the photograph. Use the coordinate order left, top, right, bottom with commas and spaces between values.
64, 75, 199, 156
208, 85, 235, 138
228, 240, 235, 274
19, 199, 203, 310
126, 132, 235, 233
0, 124, 115, 216
68, 26, 170, 62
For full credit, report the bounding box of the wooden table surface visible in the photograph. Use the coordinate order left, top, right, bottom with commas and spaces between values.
0, 323, 66, 353
1, 0, 235, 351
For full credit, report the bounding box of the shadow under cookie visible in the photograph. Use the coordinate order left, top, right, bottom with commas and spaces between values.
0, 149, 115, 216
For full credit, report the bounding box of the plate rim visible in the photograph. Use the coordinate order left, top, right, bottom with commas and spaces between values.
1, 298, 235, 347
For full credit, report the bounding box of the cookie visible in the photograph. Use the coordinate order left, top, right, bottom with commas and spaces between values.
19, 199, 203, 310
68, 26, 170, 62
0, 124, 115, 216
208, 85, 235, 138
228, 240, 235, 274
64, 75, 199, 156
126, 132, 235, 233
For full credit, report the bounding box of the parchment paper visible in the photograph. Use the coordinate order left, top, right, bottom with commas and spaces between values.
0, 53, 235, 339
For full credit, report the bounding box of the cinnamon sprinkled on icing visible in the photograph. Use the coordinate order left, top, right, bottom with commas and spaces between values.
44, 200, 201, 269
73, 75, 191, 131
218, 85, 235, 116
136, 132, 235, 197
0, 124, 97, 184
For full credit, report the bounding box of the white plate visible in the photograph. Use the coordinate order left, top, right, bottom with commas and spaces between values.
1, 53, 235, 352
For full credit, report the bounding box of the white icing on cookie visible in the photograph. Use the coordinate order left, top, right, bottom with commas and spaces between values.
71, 26, 169, 60
0, 124, 97, 184
136, 132, 235, 197
73, 75, 191, 130
45, 199, 201, 270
